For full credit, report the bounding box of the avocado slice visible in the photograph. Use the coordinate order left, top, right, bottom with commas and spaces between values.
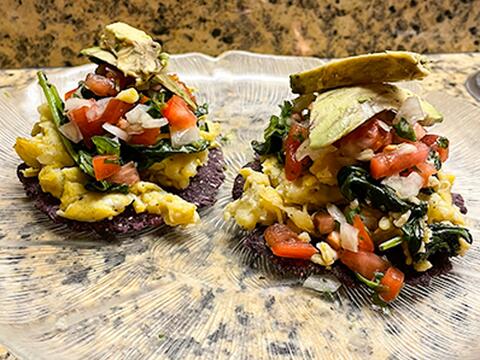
290, 51, 430, 95
308, 84, 442, 149
81, 22, 196, 109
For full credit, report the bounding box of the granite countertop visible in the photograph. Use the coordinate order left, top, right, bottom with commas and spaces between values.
1, 1, 479, 68
0, 52, 479, 359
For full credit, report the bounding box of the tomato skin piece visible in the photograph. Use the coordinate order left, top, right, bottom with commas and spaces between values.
370, 142, 430, 179
340, 250, 390, 280
264, 223, 318, 260
270, 242, 319, 259
107, 162, 140, 186
64, 88, 78, 100
337, 118, 393, 157
67, 106, 104, 146
313, 212, 336, 235
415, 162, 437, 187
92, 155, 121, 181
85, 73, 118, 97
100, 99, 134, 125
421, 134, 449, 162
129, 128, 160, 146
284, 122, 310, 181
379, 267, 405, 302
352, 215, 374, 252
162, 95, 197, 131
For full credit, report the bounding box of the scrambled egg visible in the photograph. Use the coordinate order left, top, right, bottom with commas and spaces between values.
224, 156, 342, 233
144, 151, 208, 189
427, 171, 465, 225
14, 104, 74, 172
14, 105, 200, 225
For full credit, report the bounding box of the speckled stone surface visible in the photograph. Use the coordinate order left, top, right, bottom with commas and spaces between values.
0, 52, 479, 359
1, 0, 480, 68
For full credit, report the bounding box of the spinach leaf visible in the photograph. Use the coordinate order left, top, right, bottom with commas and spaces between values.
251, 101, 293, 158
194, 103, 209, 118
402, 217, 425, 255
92, 136, 121, 156
125, 138, 209, 170
437, 136, 449, 149
337, 166, 427, 217
78, 150, 95, 177
415, 223, 473, 262
393, 118, 416, 141
428, 150, 442, 171
37, 71, 79, 162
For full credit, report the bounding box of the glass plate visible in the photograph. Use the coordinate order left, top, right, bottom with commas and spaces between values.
0, 51, 479, 360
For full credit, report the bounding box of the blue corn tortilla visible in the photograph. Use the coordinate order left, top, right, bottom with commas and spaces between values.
232, 160, 461, 287
17, 148, 225, 235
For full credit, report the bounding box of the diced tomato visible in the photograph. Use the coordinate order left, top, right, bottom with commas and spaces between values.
379, 267, 405, 302
264, 223, 318, 260
336, 117, 393, 157
85, 73, 118, 97
326, 231, 341, 250
100, 99, 134, 124
139, 95, 150, 104
95, 64, 133, 90
415, 162, 437, 186
352, 215, 374, 252
67, 106, 104, 146
64, 88, 78, 100
162, 95, 197, 131
92, 155, 121, 181
129, 128, 160, 146
340, 250, 390, 280
313, 212, 336, 234
421, 134, 449, 162
413, 123, 426, 141
107, 162, 140, 186
370, 142, 430, 179
284, 122, 310, 181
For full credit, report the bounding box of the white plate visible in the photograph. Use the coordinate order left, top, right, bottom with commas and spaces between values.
0, 51, 479, 359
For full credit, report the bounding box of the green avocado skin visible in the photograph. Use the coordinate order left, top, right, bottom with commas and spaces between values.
290, 51, 430, 95
308, 84, 442, 149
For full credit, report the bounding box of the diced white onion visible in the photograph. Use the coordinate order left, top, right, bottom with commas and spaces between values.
142, 118, 168, 129
355, 149, 375, 161
58, 121, 83, 143
382, 172, 424, 199
125, 104, 168, 129
394, 96, 425, 125
64, 98, 92, 111
171, 127, 200, 148
326, 203, 347, 224
125, 104, 150, 125
327, 203, 359, 252
86, 97, 111, 121
398, 143, 418, 154
340, 223, 359, 252
377, 120, 392, 132
303, 274, 342, 293
102, 123, 129, 141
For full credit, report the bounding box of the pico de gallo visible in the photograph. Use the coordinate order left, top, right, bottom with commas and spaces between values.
225, 51, 472, 304
14, 22, 222, 228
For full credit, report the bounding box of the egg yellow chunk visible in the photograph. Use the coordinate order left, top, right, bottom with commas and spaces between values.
427, 171, 465, 225
224, 166, 315, 232
144, 151, 209, 189
130, 182, 199, 225
14, 104, 74, 171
